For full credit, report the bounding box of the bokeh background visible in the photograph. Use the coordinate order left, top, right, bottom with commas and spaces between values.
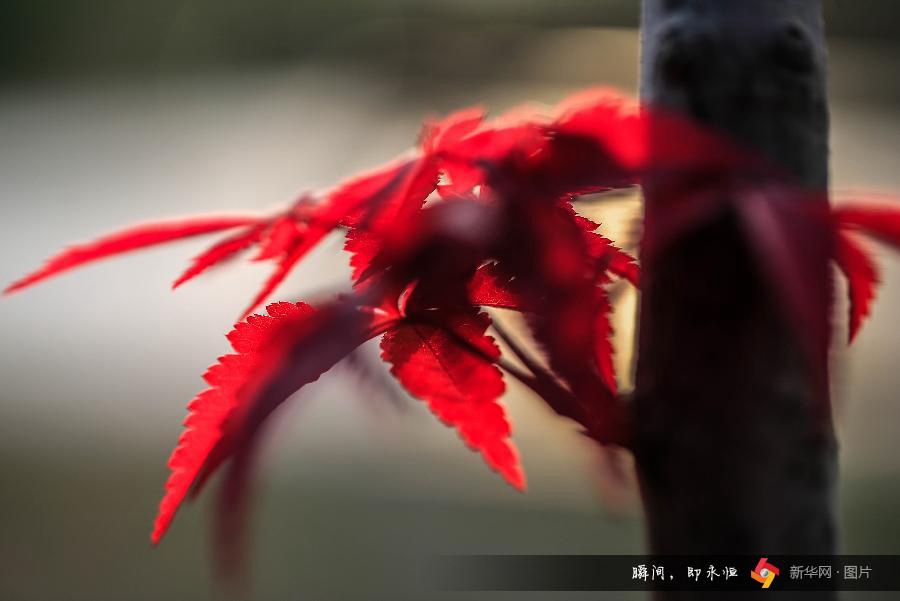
1, 1, 899, 599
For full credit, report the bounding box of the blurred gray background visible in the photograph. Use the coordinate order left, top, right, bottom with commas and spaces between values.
1, 1, 899, 599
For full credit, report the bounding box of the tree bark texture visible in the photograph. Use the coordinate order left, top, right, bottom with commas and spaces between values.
634, 1, 837, 598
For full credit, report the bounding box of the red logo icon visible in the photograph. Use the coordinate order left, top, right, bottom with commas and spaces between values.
751, 557, 780, 589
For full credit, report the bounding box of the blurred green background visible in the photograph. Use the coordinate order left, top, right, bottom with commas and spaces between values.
1, 1, 899, 599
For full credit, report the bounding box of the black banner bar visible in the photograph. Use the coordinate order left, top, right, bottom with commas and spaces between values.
428, 555, 900, 591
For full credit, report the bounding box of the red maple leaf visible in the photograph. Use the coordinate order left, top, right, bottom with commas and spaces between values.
151, 301, 317, 544
9, 85, 900, 576
381, 309, 524, 490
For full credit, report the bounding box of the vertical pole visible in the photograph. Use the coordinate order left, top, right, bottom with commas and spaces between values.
635, 1, 837, 598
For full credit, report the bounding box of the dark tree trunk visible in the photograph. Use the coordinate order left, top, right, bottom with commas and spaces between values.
634, 1, 837, 598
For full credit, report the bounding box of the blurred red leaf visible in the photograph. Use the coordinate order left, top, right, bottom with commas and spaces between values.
4, 216, 260, 294
173, 224, 268, 289
834, 204, 900, 246
835, 230, 879, 343
466, 263, 528, 311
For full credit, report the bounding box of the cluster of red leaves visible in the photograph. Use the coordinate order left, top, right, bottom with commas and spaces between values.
6, 87, 900, 561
